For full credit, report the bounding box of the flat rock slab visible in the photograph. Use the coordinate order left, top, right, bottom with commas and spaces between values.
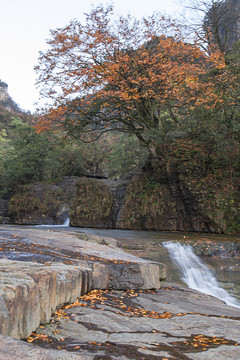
0, 335, 86, 360
0, 226, 165, 290
28, 284, 240, 360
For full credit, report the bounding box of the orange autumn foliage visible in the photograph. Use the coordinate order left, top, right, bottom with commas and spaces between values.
35, 4, 227, 147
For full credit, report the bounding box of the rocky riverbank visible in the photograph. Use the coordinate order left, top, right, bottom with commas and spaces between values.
0, 226, 239, 359
1, 285, 240, 360
0, 226, 163, 338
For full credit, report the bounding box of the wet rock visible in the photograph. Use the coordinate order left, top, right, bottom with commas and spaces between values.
0, 226, 239, 359
78, 233, 118, 248
15, 227, 164, 290
33, 285, 240, 360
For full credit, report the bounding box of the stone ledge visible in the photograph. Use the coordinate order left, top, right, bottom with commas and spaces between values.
0, 259, 92, 339
92, 261, 162, 290
0, 227, 165, 290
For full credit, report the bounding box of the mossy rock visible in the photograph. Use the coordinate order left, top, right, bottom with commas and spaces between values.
70, 178, 114, 228
8, 183, 67, 225
184, 176, 240, 234
117, 175, 179, 231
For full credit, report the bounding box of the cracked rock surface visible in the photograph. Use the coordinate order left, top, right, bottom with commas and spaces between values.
0, 226, 239, 359
27, 285, 240, 360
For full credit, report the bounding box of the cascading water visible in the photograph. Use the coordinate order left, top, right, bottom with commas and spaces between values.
62, 217, 70, 226
163, 241, 240, 309
36, 217, 70, 227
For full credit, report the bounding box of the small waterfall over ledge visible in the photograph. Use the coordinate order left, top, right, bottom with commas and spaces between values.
163, 241, 240, 309
36, 217, 70, 228
62, 217, 70, 226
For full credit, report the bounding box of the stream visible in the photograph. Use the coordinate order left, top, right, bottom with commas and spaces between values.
163, 241, 240, 308
36, 222, 240, 307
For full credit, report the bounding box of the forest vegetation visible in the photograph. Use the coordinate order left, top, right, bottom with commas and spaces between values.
34, 2, 240, 179
0, 0, 239, 232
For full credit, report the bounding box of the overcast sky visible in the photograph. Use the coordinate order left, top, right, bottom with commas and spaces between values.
0, 0, 188, 112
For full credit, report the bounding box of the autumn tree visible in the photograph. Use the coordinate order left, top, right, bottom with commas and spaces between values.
35, 5, 226, 163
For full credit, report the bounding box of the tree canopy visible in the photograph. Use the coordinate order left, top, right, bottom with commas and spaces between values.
35, 5, 227, 157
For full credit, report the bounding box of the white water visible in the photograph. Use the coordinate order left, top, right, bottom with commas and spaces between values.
163, 241, 240, 309
62, 217, 70, 226
36, 217, 70, 228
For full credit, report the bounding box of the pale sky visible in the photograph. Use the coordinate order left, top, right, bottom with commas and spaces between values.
0, 0, 188, 113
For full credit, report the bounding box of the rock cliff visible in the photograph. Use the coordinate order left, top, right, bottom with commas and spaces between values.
0, 80, 20, 112
204, 0, 240, 53
8, 183, 68, 225
5, 170, 240, 233
70, 177, 129, 228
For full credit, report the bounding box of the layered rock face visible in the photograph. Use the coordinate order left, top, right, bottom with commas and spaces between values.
116, 174, 217, 232
8, 183, 68, 225
70, 177, 128, 228
0, 259, 92, 339
67, 175, 224, 233
6, 172, 240, 233
70, 178, 114, 228
184, 176, 240, 234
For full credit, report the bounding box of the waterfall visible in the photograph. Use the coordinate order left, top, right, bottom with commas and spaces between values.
163, 241, 240, 309
62, 217, 70, 226
36, 217, 70, 227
